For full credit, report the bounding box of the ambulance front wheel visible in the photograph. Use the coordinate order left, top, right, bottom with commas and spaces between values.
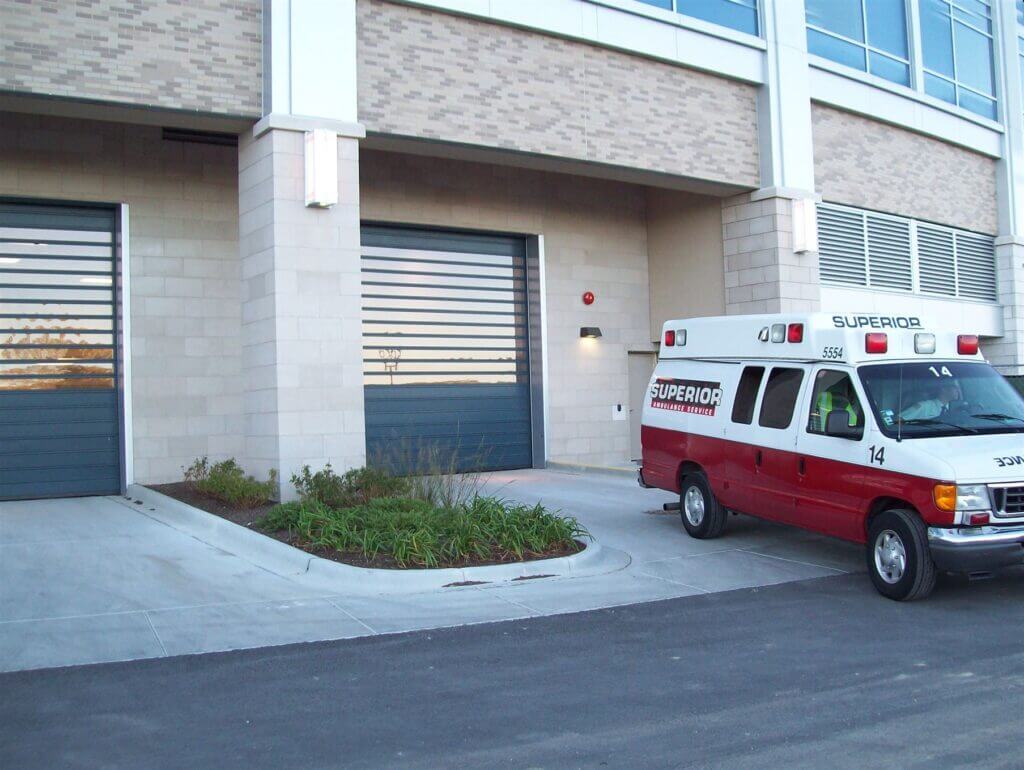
866, 509, 937, 601
680, 473, 728, 539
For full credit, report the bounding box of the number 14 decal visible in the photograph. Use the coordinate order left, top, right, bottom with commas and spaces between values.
869, 445, 886, 466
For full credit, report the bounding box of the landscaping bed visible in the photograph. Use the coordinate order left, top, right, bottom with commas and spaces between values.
149, 459, 586, 570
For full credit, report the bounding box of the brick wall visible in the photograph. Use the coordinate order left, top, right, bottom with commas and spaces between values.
0, 0, 261, 116
0, 112, 244, 483
356, 0, 760, 188
360, 149, 653, 468
812, 104, 998, 234
722, 193, 821, 314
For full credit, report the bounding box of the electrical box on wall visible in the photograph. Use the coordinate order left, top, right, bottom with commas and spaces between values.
612, 403, 626, 421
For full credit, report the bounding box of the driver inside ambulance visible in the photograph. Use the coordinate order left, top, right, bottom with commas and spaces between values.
900, 382, 962, 421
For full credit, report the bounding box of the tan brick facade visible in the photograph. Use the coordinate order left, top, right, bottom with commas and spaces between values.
812, 104, 998, 234
356, 0, 760, 188
0, 112, 244, 483
360, 150, 654, 468
0, 0, 261, 116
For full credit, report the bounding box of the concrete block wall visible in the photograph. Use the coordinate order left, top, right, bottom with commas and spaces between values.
722, 193, 821, 315
356, 0, 760, 188
985, 237, 1024, 374
0, 0, 262, 116
812, 104, 998, 234
360, 149, 653, 468
0, 111, 244, 483
237, 128, 366, 494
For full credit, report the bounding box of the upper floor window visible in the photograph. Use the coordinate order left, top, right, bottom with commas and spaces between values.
806, 0, 910, 86
919, 0, 997, 119
635, 0, 759, 36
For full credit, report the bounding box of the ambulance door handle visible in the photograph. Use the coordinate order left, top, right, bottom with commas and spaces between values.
798, 457, 806, 475
755, 450, 763, 467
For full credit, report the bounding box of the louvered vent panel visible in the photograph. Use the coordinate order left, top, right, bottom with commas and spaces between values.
955, 231, 997, 301
916, 225, 956, 296
817, 204, 866, 286
866, 215, 912, 291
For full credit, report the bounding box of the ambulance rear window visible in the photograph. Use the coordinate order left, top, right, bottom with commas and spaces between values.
732, 366, 765, 424
758, 367, 805, 430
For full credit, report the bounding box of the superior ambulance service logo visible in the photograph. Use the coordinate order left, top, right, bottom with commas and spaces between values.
650, 378, 723, 416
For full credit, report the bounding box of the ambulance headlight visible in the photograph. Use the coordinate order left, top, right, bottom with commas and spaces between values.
934, 484, 991, 512
955, 485, 991, 511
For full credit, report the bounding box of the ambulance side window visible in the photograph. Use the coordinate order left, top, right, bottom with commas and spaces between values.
758, 368, 805, 430
731, 366, 766, 424
807, 370, 864, 439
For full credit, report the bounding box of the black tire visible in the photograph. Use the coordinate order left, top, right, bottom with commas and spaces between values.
679, 472, 728, 539
866, 509, 937, 601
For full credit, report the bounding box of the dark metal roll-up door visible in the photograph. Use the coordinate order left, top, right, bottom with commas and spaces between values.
0, 201, 122, 500
361, 225, 533, 473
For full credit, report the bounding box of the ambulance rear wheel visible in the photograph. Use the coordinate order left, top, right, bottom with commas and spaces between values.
680, 473, 727, 539
866, 509, 936, 601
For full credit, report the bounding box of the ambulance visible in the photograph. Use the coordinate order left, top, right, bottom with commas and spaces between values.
638, 313, 1024, 600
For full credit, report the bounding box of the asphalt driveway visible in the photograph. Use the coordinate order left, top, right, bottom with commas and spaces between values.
0, 469, 862, 672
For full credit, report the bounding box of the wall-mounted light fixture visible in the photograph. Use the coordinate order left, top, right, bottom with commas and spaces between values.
791, 198, 819, 254
582, 291, 595, 305
580, 326, 602, 339
304, 128, 338, 208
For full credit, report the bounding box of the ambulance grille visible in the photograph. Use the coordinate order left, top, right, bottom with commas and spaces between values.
992, 485, 1024, 516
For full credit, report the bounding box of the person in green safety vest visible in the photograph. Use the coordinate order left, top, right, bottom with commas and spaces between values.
815, 386, 859, 432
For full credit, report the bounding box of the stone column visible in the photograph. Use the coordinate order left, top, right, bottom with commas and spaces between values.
985, 236, 1024, 374
238, 123, 366, 498
722, 190, 821, 315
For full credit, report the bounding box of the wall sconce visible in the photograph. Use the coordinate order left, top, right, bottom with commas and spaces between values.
304, 128, 338, 208
580, 327, 602, 339
791, 198, 819, 254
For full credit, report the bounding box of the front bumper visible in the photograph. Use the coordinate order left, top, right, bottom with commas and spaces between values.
928, 524, 1024, 573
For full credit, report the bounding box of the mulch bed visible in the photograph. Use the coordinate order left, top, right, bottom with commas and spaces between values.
148, 481, 583, 571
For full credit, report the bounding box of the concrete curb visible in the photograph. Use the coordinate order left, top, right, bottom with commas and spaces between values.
544, 461, 639, 479
120, 485, 631, 595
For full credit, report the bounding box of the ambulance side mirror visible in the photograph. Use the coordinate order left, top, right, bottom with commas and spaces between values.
825, 410, 861, 439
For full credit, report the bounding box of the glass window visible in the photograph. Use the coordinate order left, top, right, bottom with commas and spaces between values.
806, 0, 911, 85
858, 362, 1024, 439
807, 370, 865, 438
918, 0, 997, 119
758, 368, 805, 430
732, 365, 765, 424
636, 0, 759, 36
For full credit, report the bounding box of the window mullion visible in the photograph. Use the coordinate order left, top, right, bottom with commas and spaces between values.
908, 0, 926, 92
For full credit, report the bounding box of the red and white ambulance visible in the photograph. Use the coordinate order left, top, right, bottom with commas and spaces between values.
639, 313, 1024, 600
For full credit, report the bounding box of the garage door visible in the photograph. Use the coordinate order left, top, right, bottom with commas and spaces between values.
361, 225, 533, 473
0, 201, 122, 500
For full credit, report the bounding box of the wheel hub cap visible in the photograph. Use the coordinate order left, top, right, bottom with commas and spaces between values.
874, 529, 907, 584
683, 486, 705, 527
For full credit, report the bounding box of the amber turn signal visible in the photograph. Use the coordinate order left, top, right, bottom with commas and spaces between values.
933, 483, 957, 512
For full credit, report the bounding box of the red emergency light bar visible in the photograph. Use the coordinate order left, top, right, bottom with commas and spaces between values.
865, 333, 888, 354
787, 323, 804, 343
958, 334, 979, 355
664, 329, 675, 347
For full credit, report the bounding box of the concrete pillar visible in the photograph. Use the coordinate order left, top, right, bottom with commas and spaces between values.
238, 124, 365, 497
724, 0, 819, 317
722, 191, 821, 315
989, 1, 1024, 371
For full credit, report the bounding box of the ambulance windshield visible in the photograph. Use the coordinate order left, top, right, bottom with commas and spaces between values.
858, 362, 1024, 439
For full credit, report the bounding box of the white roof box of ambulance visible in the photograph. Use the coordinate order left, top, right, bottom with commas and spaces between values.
659, 313, 985, 365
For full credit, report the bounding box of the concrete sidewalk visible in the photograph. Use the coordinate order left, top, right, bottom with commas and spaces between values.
0, 470, 862, 672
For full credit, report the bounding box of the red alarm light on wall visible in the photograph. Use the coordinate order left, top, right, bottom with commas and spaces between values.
582, 291, 595, 305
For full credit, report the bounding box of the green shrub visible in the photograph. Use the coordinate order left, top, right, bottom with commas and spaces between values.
290, 463, 410, 508
258, 494, 588, 568
184, 457, 277, 508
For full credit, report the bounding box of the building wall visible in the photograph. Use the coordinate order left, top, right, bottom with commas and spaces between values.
356, 0, 760, 188
0, 112, 244, 483
646, 189, 725, 340
0, 0, 261, 116
360, 149, 652, 468
812, 104, 998, 234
